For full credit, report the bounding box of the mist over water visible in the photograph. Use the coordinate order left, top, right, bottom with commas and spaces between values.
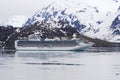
0, 48, 120, 80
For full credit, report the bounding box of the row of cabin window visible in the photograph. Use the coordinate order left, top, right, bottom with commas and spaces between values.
18, 43, 77, 47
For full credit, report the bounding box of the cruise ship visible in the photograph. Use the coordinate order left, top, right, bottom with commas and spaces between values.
15, 40, 93, 51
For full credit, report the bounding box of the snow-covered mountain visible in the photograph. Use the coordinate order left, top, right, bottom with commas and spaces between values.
24, 0, 100, 38
25, 0, 99, 27
1, 15, 28, 27
23, 0, 120, 42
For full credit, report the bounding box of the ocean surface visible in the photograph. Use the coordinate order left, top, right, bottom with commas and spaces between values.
0, 47, 120, 80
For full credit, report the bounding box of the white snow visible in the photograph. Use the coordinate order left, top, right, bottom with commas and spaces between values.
84, 11, 120, 41
80, 0, 120, 13
25, 0, 120, 42
1, 15, 28, 27
25, 0, 100, 28
118, 15, 120, 20
24, 0, 120, 42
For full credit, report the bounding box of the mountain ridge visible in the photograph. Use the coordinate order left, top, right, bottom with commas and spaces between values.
23, 0, 120, 42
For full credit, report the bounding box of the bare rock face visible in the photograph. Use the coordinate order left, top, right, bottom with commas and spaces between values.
0, 26, 17, 42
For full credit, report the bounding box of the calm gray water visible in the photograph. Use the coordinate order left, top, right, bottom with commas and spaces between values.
0, 48, 120, 80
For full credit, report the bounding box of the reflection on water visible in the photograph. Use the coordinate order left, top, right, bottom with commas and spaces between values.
0, 50, 15, 57
25, 62, 81, 66
16, 51, 83, 66
0, 48, 120, 80
86, 47, 120, 52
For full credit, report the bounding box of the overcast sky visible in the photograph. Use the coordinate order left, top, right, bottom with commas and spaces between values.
0, 0, 53, 22
0, 0, 119, 22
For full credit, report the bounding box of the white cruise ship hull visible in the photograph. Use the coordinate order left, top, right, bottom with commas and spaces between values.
15, 40, 93, 51
15, 44, 92, 51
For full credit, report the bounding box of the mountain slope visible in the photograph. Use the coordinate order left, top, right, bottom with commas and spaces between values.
24, 0, 99, 29
23, 0, 120, 42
